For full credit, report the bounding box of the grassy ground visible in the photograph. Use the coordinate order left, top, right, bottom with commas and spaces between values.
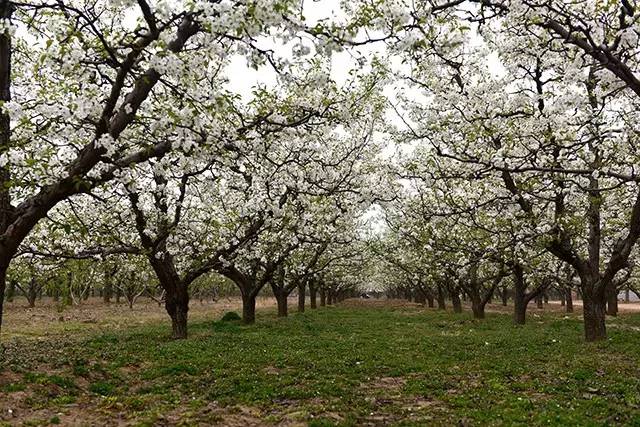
1, 299, 640, 426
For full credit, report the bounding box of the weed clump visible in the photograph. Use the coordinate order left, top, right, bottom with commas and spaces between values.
220, 311, 241, 322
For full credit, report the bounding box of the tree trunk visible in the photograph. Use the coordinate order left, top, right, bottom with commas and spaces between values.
447, 286, 461, 313
297, 282, 306, 313
582, 292, 606, 341
625, 289, 630, 302
271, 284, 288, 317
103, 271, 113, 304
327, 289, 333, 305
0, 264, 7, 335
27, 286, 36, 308
165, 288, 189, 339
535, 294, 543, 309
309, 282, 317, 309
560, 290, 566, 306
565, 288, 573, 313
513, 270, 527, 325
606, 284, 618, 316
320, 288, 326, 307
6, 279, 14, 302
426, 293, 434, 308
450, 291, 462, 313
0, 0, 13, 338
543, 292, 549, 304
242, 292, 256, 324
436, 285, 446, 310
513, 286, 527, 325
501, 288, 508, 306
471, 296, 485, 319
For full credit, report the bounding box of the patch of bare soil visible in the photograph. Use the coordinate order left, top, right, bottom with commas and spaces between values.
358, 375, 446, 425
2, 296, 277, 339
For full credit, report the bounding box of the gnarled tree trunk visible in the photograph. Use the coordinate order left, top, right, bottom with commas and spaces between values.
165, 287, 189, 339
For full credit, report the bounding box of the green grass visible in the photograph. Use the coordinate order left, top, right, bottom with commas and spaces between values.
2, 303, 640, 426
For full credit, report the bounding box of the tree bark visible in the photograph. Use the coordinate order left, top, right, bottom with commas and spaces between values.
606, 283, 618, 316
449, 288, 462, 313
309, 282, 317, 309
513, 286, 526, 325
297, 281, 306, 313
5, 279, 13, 302
242, 292, 256, 324
583, 292, 606, 341
320, 287, 326, 306
0, 265, 6, 335
26, 281, 37, 308
513, 269, 527, 325
501, 287, 508, 306
535, 294, 543, 309
0, 1, 13, 337
271, 284, 288, 317
436, 285, 446, 310
565, 288, 573, 313
103, 270, 113, 304
327, 289, 333, 305
470, 296, 485, 319
165, 288, 189, 339
426, 293, 434, 308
